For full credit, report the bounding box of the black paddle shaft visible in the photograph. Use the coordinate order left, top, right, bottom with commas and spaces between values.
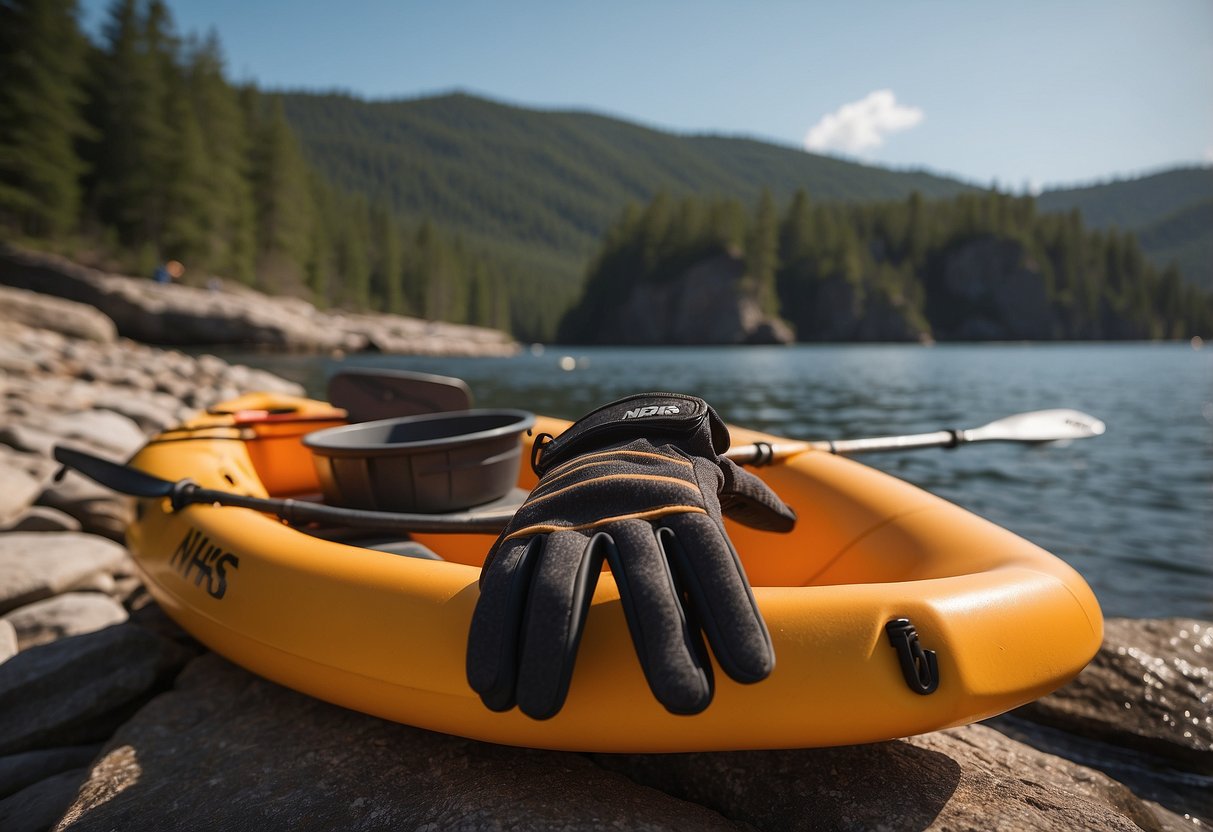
179, 483, 513, 533
54, 445, 515, 534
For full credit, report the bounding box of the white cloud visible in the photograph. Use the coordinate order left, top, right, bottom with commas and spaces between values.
1205, 145, 1213, 163
804, 90, 924, 155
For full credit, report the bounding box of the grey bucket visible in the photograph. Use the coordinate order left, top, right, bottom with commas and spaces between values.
303, 409, 535, 513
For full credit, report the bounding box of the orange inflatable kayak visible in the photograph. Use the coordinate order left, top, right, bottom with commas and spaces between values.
125, 392, 1102, 752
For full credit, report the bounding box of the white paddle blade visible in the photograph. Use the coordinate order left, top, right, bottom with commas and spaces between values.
964, 409, 1106, 444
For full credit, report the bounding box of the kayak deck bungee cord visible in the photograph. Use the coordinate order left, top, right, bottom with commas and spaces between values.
120, 391, 1103, 752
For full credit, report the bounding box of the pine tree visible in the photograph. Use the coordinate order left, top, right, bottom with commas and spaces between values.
637, 192, 673, 278
85, 0, 176, 249
467, 261, 495, 327
706, 198, 747, 251
248, 94, 314, 292
335, 194, 372, 308
186, 33, 255, 281
370, 199, 403, 312
778, 189, 814, 265
904, 191, 929, 266
1155, 264, 1184, 339
0, 0, 90, 237
413, 221, 462, 321
159, 62, 211, 264
305, 177, 336, 305
492, 272, 511, 332
746, 189, 780, 316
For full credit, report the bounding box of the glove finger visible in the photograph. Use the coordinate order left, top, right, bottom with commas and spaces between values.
660, 513, 774, 684
466, 536, 541, 712
515, 530, 603, 720
717, 456, 797, 532
603, 519, 714, 715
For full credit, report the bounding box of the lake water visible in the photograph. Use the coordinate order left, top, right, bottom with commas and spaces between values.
218, 343, 1212, 620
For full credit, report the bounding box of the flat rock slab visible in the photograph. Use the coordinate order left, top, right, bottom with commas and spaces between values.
57, 655, 744, 832
0, 285, 116, 343
0, 622, 195, 756
0, 506, 82, 534
988, 714, 1212, 826
43, 410, 146, 460
85, 390, 179, 434
0, 446, 57, 483
0, 533, 129, 616
3, 592, 129, 650
1018, 617, 1212, 773
0, 423, 58, 457
595, 722, 1186, 832
0, 745, 101, 800
36, 472, 133, 542
0, 767, 90, 832
0, 460, 42, 526
53, 651, 1195, 832
0, 620, 15, 664
0, 248, 516, 356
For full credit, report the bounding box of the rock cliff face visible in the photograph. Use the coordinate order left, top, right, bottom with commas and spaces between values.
568, 233, 1171, 344
578, 254, 793, 345
785, 275, 929, 343
926, 236, 1059, 341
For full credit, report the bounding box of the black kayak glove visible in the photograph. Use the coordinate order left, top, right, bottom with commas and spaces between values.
465, 392, 796, 720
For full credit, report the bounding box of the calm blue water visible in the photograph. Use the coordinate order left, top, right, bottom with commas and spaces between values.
220, 343, 1213, 620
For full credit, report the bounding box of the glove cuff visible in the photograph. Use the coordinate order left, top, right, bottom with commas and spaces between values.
535, 392, 730, 474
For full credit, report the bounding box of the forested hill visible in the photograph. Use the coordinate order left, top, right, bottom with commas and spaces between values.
1038, 168, 1213, 289
281, 93, 1212, 292
2, 0, 1208, 343
1038, 167, 1213, 229
278, 92, 974, 281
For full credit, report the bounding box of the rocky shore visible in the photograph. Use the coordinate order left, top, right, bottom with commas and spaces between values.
0, 300, 1209, 830
0, 247, 519, 357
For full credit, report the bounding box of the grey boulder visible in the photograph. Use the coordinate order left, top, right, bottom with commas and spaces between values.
595, 722, 1187, 832
3, 592, 129, 651
0, 620, 15, 664
0, 460, 42, 528
58, 654, 745, 832
1017, 617, 1213, 773
0, 285, 116, 343
0, 622, 195, 755
0, 745, 100, 799
43, 410, 146, 461
0, 533, 129, 616
36, 471, 132, 542
0, 767, 90, 832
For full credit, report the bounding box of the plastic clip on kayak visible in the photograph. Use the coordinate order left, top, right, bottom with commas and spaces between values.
886, 618, 939, 695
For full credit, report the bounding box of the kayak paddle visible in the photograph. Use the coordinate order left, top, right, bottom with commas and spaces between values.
53, 445, 519, 534
55, 407, 1104, 533
726, 409, 1105, 464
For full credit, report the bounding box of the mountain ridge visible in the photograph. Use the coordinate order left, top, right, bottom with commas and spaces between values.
278, 91, 975, 284
280, 91, 1211, 291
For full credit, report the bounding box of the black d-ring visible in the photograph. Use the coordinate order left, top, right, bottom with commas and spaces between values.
885, 618, 939, 695
529, 433, 554, 475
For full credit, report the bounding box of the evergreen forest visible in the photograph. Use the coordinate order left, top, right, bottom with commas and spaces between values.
0, 0, 516, 335
560, 190, 1211, 343
1, 0, 1210, 343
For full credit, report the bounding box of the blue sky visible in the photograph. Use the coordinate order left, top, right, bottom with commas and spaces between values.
80, 0, 1213, 190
